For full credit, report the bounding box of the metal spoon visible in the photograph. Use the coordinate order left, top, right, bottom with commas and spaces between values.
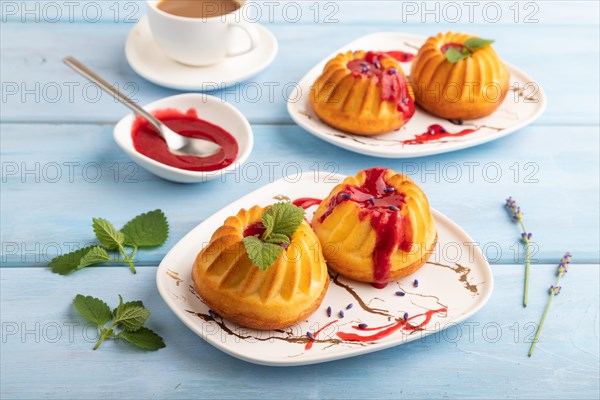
63, 56, 221, 158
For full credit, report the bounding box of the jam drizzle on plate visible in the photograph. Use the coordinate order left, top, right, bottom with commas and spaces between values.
402, 124, 480, 145
319, 167, 413, 288
304, 319, 339, 351
292, 198, 323, 210
337, 308, 447, 342
384, 50, 416, 63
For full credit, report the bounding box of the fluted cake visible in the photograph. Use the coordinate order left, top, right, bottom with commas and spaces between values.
312, 168, 437, 288
192, 205, 329, 330
310, 50, 416, 135
410, 31, 510, 120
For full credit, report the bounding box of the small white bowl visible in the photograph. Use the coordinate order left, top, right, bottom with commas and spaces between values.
113, 93, 253, 183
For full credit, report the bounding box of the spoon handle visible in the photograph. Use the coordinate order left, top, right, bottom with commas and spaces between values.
63, 56, 164, 132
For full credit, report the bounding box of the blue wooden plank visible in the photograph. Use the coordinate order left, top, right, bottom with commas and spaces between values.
1, 265, 598, 399
1, 123, 599, 266
2, 0, 598, 25
1, 21, 598, 125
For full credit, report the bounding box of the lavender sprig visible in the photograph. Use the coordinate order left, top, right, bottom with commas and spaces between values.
505, 197, 532, 307
528, 253, 572, 357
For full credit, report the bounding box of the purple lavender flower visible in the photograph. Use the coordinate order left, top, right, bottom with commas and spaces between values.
358, 323, 368, 329
388, 68, 397, 75
326, 306, 332, 317
505, 197, 523, 221
557, 252, 572, 275
208, 309, 217, 319
521, 232, 533, 243
549, 285, 562, 296
306, 331, 315, 340
384, 187, 395, 193
413, 279, 419, 288
395, 291, 405, 297
504, 196, 532, 306
389, 205, 400, 211
340, 193, 351, 200
403, 312, 409, 320
339, 310, 345, 318
346, 303, 353, 310
529, 252, 572, 357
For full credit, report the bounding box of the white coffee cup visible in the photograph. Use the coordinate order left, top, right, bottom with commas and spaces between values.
146, 0, 259, 67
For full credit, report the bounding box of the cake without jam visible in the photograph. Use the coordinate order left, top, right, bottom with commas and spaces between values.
310, 50, 416, 136
410, 31, 510, 120
192, 205, 329, 330
312, 168, 437, 288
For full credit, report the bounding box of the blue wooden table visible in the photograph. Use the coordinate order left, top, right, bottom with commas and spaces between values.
1, 1, 599, 399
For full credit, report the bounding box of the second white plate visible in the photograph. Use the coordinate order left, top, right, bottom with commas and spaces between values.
156, 173, 493, 366
287, 32, 546, 158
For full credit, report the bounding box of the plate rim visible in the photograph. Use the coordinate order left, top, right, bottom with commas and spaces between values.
156, 173, 494, 366
287, 31, 547, 158
125, 16, 279, 91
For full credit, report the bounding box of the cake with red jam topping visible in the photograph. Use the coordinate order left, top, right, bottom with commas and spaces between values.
312, 168, 437, 288
310, 50, 415, 136
411, 32, 510, 120
192, 205, 329, 330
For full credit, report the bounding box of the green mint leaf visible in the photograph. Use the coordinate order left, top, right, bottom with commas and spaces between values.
114, 302, 151, 332
445, 47, 470, 64
78, 246, 110, 268
92, 218, 125, 250
118, 327, 166, 351
261, 213, 274, 239
49, 246, 97, 275
112, 295, 144, 317
263, 203, 305, 238
121, 210, 169, 248
264, 233, 291, 245
242, 236, 282, 271
464, 37, 494, 52
73, 294, 112, 327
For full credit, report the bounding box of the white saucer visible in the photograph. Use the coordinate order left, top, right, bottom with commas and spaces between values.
125, 16, 278, 91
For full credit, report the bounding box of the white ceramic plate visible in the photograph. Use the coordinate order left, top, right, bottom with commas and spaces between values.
157, 173, 493, 366
287, 32, 546, 158
113, 93, 253, 183
125, 17, 278, 91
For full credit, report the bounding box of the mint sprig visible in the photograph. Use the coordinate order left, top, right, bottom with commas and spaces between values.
242, 203, 305, 271
444, 37, 495, 64
464, 37, 495, 51
73, 294, 165, 351
49, 210, 169, 275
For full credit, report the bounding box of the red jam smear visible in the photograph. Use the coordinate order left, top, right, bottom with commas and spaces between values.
131, 108, 238, 172
440, 42, 465, 55
384, 51, 416, 63
292, 198, 323, 210
336, 308, 447, 342
319, 167, 413, 288
346, 52, 416, 121
243, 222, 266, 238
304, 319, 339, 351
402, 124, 480, 145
